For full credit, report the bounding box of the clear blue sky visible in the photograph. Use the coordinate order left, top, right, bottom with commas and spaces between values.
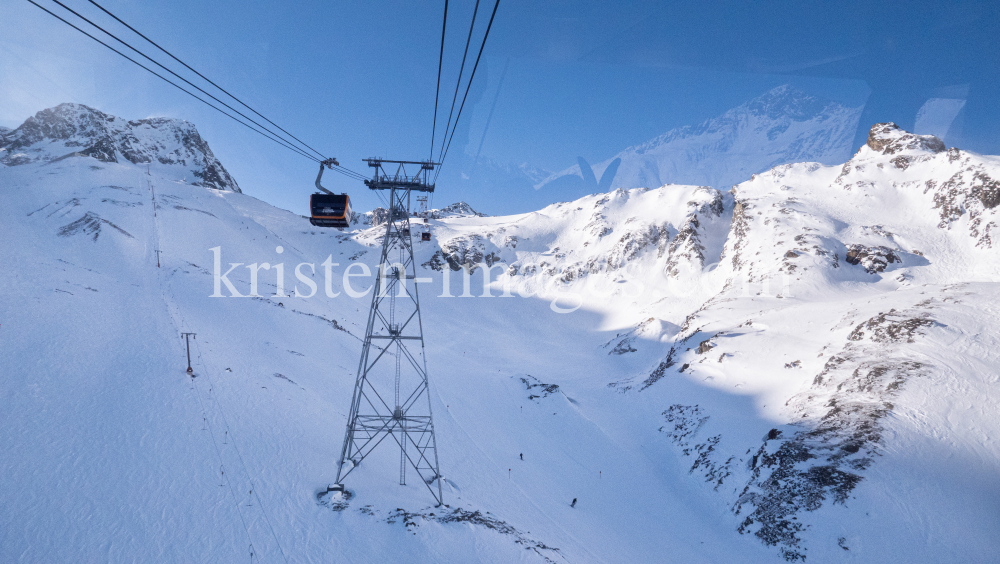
2, 0, 997, 216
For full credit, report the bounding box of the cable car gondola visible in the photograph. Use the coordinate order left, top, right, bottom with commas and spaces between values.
310, 158, 353, 229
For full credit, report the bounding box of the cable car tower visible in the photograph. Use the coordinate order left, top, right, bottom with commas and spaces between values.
331, 158, 444, 505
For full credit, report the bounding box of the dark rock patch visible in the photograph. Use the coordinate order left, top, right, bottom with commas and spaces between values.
844, 244, 900, 273
58, 212, 133, 241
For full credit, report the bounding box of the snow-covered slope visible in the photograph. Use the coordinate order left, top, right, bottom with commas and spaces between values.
2, 108, 998, 564
0, 103, 240, 192
538, 85, 863, 193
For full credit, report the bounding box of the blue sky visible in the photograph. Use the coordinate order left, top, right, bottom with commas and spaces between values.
2, 0, 997, 216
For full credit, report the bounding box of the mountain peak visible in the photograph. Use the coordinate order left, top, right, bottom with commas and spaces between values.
744, 85, 830, 122
431, 201, 486, 218
537, 84, 862, 193
0, 103, 240, 192
866, 122, 945, 155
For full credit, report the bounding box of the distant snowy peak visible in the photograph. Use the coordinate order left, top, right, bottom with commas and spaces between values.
353, 201, 486, 228
538, 85, 863, 193
0, 103, 240, 192
428, 201, 486, 218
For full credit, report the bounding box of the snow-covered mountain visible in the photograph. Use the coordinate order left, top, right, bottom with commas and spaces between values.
426, 201, 487, 218
0, 103, 240, 192
538, 85, 863, 193
2, 105, 998, 564
352, 201, 487, 227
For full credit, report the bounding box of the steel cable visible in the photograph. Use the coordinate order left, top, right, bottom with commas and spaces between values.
436, 0, 500, 181
429, 0, 449, 161
27, 0, 323, 165
87, 0, 331, 162
436, 0, 480, 165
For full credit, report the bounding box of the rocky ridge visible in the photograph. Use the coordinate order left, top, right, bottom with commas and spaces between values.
0, 103, 240, 192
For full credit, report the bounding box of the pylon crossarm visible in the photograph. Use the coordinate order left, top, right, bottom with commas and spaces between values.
370, 335, 422, 341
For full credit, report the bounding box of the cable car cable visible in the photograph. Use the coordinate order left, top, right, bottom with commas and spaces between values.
429, 0, 448, 161
82, 0, 372, 183
49, 0, 322, 165
26, 0, 323, 165
33, 0, 375, 185
333, 165, 367, 180
436, 0, 480, 165
436, 0, 500, 180
332, 167, 368, 183
86, 0, 330, 163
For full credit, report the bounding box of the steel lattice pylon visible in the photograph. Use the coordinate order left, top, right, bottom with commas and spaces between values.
334, 159, 443, 505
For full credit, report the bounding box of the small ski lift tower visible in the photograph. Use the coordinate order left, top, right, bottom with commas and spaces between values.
328, 158, 444, 505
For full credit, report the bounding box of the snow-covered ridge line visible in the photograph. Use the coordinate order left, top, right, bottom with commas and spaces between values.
0, 103, 240, 192
537, 84, 863, 193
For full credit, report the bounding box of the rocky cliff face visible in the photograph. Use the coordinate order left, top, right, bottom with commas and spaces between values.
0, 103, 240, 192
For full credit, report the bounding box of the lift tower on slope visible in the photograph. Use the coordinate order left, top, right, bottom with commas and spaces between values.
332, 158, 444, 505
